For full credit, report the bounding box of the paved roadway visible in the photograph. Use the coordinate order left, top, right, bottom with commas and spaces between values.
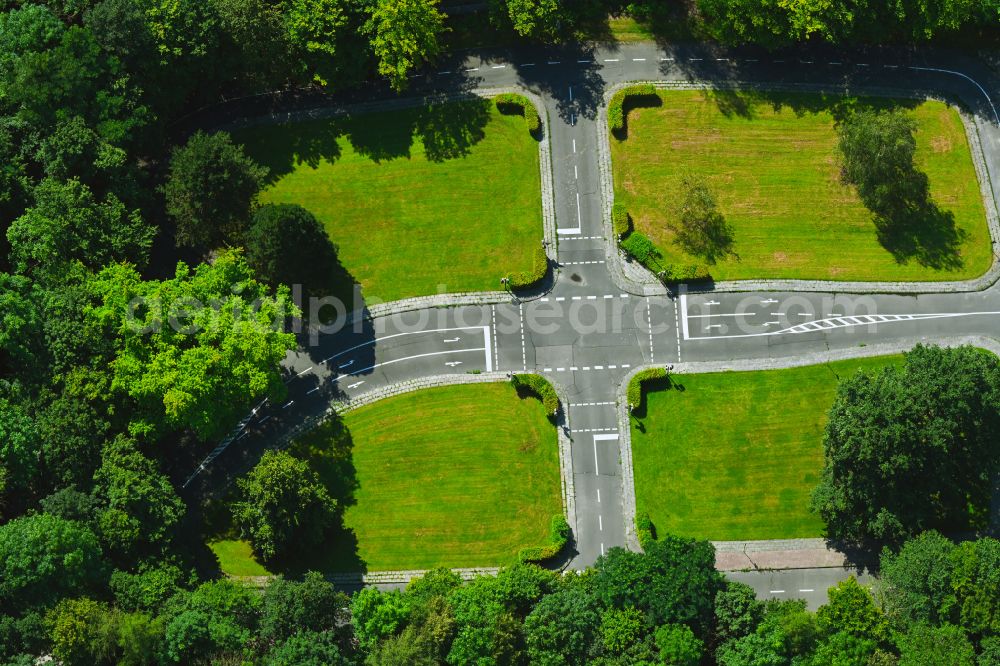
191, 43, 1000, 603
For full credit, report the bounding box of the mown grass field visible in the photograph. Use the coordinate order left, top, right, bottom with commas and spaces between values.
212, 383, 562, 575
611, 90, 990, 282
631, 356, 902, 541
240, 100, 543, 303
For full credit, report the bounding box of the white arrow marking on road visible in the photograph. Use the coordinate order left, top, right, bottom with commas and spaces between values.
704, 300, 720, 306
445, 361, 463, 367
443, 337, 460, 343
347, 381, 365, 389
761, 298, 779, 304
338, 360, 354, 369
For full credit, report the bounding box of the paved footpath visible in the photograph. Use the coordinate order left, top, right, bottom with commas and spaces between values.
189, 43, 1000, 601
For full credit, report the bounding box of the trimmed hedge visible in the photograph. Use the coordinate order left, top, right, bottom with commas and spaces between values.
621, 231, 661, 266
611, 202, 632, 237
495, 93, 541, 136
519, 514, 570, 563
608, 84, 657, 137
511, 373, 560, 416
506, 245, 548, 290
636, 512, 657, 549
627, 367, 667, 410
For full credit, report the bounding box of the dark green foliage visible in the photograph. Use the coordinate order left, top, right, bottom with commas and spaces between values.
232, 450, 338, 562
164, 130, 268, 249
264, 630, 350, 666
259, 572, 348, 644
880, 530, 957, 628
7, 178, 154, 284
654, 623, 703, 665
812, 345, 1000, 545
39, 486, 98, 524
518, 514, 570, 563
608, 84, 657, 137
897, 623, 975, 665
494, 92, 541, 135
627, 366, 666, 410
611, 201, 631, 237
621, 230, 661, 266
591, 536, 724, 632
163, 579, 262, 663
524, 584, 600, 665
510, 372, 560, 415
506, 244, 548, 289
109, 562, 190, 613
671, 175, 735, 264
0, 514, 104, 611
714, 580, 764, 644
636, 512, 656, 548
244, 203, 342, 297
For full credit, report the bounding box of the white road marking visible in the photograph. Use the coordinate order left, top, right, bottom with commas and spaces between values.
556, 297, 566, 301
704, 300, 720, 306
706, 324, 723, 330
646, 300, 654, 363
483, 324, 493, 373
679, 288, 690, 340
320, 326, 488, 365
601, 543, 605, 555
633, 58, 646, 62
438, 71, 452, 75
519, 302, 527, 372
604, 58, 619, 62
348, 348, 486, 376
761, 298, 779, 304
547, 60, 560, 65
574, 165, 578, 179
306, 387, 320, 395
597, 489, 601, 502
338, 360, 354, 369
563, 261, 605, 265
445, 361, 463, 367
829, 61, 842, 65
770, 590, 785, 594
690, 57, 703, 61
660, 57, 674, 61
348, 381, 365, 389
594, 365, 604, 370
593, 433, 619, 440
593, 439, 599, 474
621, 364, 631, 368
884, 64, 898, 69
570, 366, 578, 371
492, 306, 499, 371
258, 415, 271, 425
444, 337, 460, 343
587, 295, 597, 300
599, 515, 603, 531
572, 138, 576, 152
297, 366, 314, 376
568, 86, 572, 101
799, 588, 814, 593
569, 401, 615, 407
765, 321, 780, 326
908, 66, 999, 123
745, 58, 759, 62
577, 59, 590, 64
857, 63, 869, 66
556, 367, 564, 372
282, 401, 294, 409
522, 63, 536, 67
466, 67, 478, 71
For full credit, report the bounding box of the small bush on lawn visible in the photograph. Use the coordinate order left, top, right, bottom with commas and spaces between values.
608, 84, 658, 137
636, 512, 657, 549
511, 373, 560, 416
612, 202, 632, 237
621, 232, 661, 266
495, 93, 541, 136
506, 245, 548, 290
627, 367, 668, 411
519, 514, 570, 562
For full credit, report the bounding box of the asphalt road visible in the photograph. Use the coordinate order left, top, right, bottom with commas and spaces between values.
188, 43, 1000, 597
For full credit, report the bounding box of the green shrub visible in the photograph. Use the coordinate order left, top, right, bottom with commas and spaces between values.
611, 202, 632, 237
519, 514, 570, 562
621, 232, 661, 266
636, 512, 656, 549
495, 93, 541, 136
511, 373, 559, 416
627, 367, 667, 411
608, 84, 657, 137
506, 245, 548, 290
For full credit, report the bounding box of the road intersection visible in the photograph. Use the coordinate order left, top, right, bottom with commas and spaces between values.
192, 43, 1000, 605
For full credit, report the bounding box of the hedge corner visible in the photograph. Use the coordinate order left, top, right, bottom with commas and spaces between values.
518, 514, 570, 563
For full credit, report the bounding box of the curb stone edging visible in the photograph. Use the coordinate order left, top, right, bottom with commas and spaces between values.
225, 87, 558, 333
615, 335, 1000, 563
598, 79, 1000, 296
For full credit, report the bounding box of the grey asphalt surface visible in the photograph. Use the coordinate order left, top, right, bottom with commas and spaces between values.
191, 42, 1000, 599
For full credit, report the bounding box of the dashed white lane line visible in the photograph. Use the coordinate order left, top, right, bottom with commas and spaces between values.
282, 400, 294, 409
559, 235, 603, 240
521, 63, 536, 67
599, 515, 603, 531
770, 589, 785, 594
438, 71, 452, 75
632, 58, 646, 61
674, 300, 682, 362
604, 58, 620, 62
547, 60, 560, 65
519, 302, 527, 372
466, 67, 479, 72
574, 165, 578, 179
306, 387, 320, 395
829, 61, 842, 65
601, 543, 605, 555
569, 401, 616, 407
492, 305, 499, 372
491, 64, 506, 69
563, 260, 605, 266
799, 588, 815, 593
597, 489, 601, 502
577, 59, 591, 63
258, 415, 271, 425
573, 427, 618, 434
297, 366, 314, 376
572, 138, 576, 153
660, 57, 674, 61
646, 301, 654, 364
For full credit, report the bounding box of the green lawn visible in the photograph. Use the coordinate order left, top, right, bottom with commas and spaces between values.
212, 383, 562, 574
239, 100, 543, 303
612, 90, 990, 282
631, 356, 902, 541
